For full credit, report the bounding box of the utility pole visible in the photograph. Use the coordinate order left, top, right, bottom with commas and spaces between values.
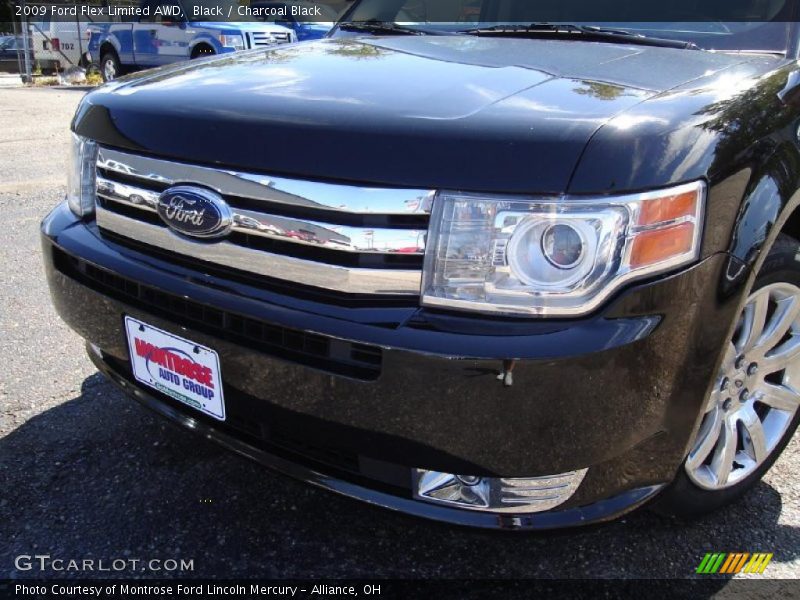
75, 2, 84, 66
19, 0, 33, 83
11, 15, 23, 77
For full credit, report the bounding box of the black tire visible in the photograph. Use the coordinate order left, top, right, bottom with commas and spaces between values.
655, 233, 800, 518
99, 50, 122, 82
191, 45, 215, 59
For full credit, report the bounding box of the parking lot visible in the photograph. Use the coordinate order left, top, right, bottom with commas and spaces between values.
1, 86, 799, 582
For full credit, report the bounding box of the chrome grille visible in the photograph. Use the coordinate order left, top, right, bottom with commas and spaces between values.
94, 148, 433, 295
246, 30, 293, 48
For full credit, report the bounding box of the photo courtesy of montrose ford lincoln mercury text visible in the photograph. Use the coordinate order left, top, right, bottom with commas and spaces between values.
41, 0, 800, 529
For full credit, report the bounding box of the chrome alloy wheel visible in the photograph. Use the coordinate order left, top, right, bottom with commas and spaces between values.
686, 282, 800, 490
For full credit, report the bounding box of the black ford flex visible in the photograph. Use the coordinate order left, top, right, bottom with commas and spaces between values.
42, 1, 800, 528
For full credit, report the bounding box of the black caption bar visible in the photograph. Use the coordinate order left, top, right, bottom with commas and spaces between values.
6, 0, 800, 23
1, 579, 797, 600
8, 1, 339, 23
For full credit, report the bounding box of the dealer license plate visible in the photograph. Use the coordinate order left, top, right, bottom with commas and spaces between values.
124, 316, 226, 421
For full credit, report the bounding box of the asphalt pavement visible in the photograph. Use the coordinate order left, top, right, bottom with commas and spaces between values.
0, 87, 799, 583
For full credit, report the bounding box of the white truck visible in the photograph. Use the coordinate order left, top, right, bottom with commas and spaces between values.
28, 14, 93, 72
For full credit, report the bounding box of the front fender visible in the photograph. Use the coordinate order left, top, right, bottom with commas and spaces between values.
729, 150, 800, 269
569, 61, 800, 463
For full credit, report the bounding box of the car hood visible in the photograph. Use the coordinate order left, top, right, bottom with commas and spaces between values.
76, 36, 770, 193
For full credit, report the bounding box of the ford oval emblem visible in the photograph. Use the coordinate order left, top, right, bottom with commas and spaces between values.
157, 186, 233, 239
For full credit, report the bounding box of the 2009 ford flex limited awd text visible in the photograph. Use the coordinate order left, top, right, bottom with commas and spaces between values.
41, 0, 800, 529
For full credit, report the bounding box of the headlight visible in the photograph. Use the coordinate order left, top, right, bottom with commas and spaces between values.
421, 181, 705, 317
66, 133, 98, 217
219, 34, 244, 50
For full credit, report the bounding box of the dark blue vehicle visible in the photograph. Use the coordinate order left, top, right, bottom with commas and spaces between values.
88, 0, 296, 81
0, 36, 21, 59
0, 35, 34, 69
251, 1, 338, 41
42, 0, 800, 529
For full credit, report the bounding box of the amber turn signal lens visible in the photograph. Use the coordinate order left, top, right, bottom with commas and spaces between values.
630, 222, 695, 268
638, 191, 698, 226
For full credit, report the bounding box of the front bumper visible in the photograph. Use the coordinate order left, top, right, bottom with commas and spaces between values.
42, 202, 746, 529
88, 343, 660, 529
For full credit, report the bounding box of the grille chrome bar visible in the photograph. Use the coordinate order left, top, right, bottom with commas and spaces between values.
96, 208, 423, 295
96, 177, 426, 254
97, 176, 160, 207
97, 148, 435, 215
246, 31, 292, 48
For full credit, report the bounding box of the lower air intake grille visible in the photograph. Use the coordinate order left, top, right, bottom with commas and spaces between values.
53, 247, 382, 380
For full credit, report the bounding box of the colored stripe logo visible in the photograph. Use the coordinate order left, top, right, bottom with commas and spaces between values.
696, 553, 773, 574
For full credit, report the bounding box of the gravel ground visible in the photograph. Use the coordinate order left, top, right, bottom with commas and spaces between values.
0, 87, 799, 583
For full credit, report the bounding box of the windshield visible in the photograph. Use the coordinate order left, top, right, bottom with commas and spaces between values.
343, 0, 795, 52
